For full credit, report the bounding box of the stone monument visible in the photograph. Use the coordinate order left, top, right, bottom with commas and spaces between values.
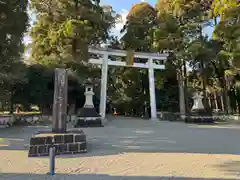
185, 91, 214, 124
28, 68, 87, 157
75, 80, 103, 127
52, 68, 68, 133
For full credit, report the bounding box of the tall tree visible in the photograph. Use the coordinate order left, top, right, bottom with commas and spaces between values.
121, 2, 156, 51
155, 0, 209, 115
212, 1, 240, 113
0, 0, 29, 113
0, 0, 28, 79
118, 2, 159, 115
29, 0, 117, 67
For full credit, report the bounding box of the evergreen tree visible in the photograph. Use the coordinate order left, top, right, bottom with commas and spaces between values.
0, 0, 28, 80
29, 0, 117, 67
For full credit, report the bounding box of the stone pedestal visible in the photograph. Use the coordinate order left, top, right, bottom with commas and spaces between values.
28, 130, 87, 157
185, 92, 214, 124
75, 82, 103, 127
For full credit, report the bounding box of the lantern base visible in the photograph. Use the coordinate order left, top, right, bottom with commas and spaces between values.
75, 107, 103, 127
78, 107, 100, 118
74, 118, 103, 127
185, 108, 215, 124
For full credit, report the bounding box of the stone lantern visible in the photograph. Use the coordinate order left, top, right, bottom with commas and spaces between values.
75, 79, 103, 127
185, 91, 214, 124
191, 92, 205, 111
84, 82, 95, 108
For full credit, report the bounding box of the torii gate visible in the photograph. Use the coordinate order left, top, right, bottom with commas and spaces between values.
88, 46, 168, 120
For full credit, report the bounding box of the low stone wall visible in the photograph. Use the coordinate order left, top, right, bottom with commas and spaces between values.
0, 115, 14, 127
41, 115, 77, 123
0, 114, 79, 127
157, 111, 240, 122
157, 112, 181, 121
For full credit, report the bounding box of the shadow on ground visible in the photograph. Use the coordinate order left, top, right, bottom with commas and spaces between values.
0, 125, 49, 150
1, 173, 239, 180
216, 160, 240, 177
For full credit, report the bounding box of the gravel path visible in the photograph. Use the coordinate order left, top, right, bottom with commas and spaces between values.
1, 117, 240, 179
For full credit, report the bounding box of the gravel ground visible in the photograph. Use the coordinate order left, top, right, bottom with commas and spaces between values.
1, 117, 240, 180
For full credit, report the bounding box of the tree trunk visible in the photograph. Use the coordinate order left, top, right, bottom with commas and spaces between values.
177, 68, 186, 120
220, 77, 231, 114
220, 92, 225, 112
200, 60, 210, 112
9, 87, 14, 114
214, 92, 218, 110
9, 98, 14, 114
183, 61, 189, 114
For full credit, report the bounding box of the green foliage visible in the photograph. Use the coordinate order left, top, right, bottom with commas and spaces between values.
121, 2, 156, 50
0, 0, 28, 113
29, 0, 117, 66
11, 65, 87, 113
214, 4, 240, 69
0, 0, 28, 80
211, 0, 239, 20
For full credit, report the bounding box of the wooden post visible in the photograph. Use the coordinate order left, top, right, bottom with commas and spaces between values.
52, 68, 68, 133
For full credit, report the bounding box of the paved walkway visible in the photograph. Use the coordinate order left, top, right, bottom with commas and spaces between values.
1, 117, 240, 179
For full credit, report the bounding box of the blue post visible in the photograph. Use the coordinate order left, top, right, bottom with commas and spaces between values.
49, 147, 55, 176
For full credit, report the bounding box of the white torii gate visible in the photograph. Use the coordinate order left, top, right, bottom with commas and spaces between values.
88, 46, 168, 120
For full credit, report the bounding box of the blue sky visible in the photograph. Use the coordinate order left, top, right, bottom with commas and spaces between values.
103, 0, 213, 37
102, 0, 155, 12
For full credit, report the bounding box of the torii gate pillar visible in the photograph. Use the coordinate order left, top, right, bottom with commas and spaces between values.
99, 53, 108, 119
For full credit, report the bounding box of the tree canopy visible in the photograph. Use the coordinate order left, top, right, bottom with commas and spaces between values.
0, 0, 28, 81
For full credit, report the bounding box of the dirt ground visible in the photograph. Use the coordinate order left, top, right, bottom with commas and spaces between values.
1, 117, 240, 180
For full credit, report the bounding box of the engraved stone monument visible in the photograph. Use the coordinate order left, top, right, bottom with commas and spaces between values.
28, 68, 87, 157
52, 68, 68, 133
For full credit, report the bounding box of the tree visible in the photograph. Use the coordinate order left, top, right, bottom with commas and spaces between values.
29, 0, 118, 66
214, 4, 240, 68
211, 2, 240, 113
28, 1, 120, 114
211, 0, 239, 21
0, 0, 29, 113
155, 0, 207, 115
115, 3, 159, 115
0, 0, 28, 79
121, 2, 156, 51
